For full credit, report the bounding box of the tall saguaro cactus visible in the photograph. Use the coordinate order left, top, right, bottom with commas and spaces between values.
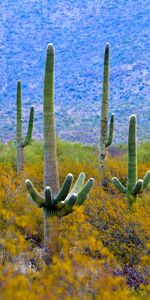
43, 44, 59, 257
100, 43, 114, 169
25, 44, 95, 260
44, 44, 59, 193
112, 115, 150, 207
16, 80, 34, 173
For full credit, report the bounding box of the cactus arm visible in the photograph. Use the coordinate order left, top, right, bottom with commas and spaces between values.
25, 172, 94, 213
22, 106, 34, 147
141, 171, 150, 191
127, 115, 137, 195
45, 187, 54, 209
25, 179, 45, 207
76, 178, 95, 205
54, 173, 73, 204
106, 113, 114, 147
132, 179, 143, 195
25, 170, 94, 261
70, 172, 85, 194
57, 193, 77, 217
56, 201, 65, 209
100, 43, 109, 163
112, 177, 126, 194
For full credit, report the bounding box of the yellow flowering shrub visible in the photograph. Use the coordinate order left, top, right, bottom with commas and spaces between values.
0, 142, 150, 299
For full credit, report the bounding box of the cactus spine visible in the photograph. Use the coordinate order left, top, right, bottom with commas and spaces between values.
100, 43, 114, 169
112, 115, 150, 207
25, 44, 95, 261
16, 80, 34, 173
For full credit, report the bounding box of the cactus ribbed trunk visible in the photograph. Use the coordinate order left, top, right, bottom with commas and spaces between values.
17, 145, 24, 173
100, 44, 109, 169
43, 44, 60, 257
43, 212, 57, 263
16, 81, 24, 173
127, 116, 137, 205
44, 44, 59, 193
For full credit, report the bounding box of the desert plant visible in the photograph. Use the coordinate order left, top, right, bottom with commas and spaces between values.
99, 43, 114, 169
26, 172, 94, 258
112, 115, 150, 207
16, 80, 34, 172
25, 44, 94, 259
42, 43, 59, 258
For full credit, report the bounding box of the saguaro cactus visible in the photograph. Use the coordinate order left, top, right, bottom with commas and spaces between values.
43, 43, 59, 258
26, 172, 94, 249
25, 44, 95, 260
99, 43, 114, 169
112, 115, 150, 207
16, 80, 34, 173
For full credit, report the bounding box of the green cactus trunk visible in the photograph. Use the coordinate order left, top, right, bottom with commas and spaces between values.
16, 81, 24, 173
99, 43, 114, 170
100, 44, 109, 165
44, 44, 59, 192
43, 44, 60, 257
126, 115, 137, 206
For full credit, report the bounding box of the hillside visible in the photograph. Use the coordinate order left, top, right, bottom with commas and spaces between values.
0, 140, 150, 299
0, 0, 150, 143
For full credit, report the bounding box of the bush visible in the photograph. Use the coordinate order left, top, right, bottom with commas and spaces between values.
0, 140, 150, 299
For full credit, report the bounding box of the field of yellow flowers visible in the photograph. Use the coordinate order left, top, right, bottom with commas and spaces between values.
0, 140, 150, 300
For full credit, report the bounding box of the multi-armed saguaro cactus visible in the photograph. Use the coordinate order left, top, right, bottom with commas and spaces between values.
26, 172, 94, 250
16, 80, 34, 173
112, 115, 150, 207
25, 44, 94, 259
100, 43, 114, 169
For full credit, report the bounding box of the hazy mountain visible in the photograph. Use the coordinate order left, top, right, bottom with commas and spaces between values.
0, 0, 149, 144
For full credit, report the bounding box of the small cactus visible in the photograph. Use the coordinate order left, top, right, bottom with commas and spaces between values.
112, 115, 150, 207
100, 43, 114, 169
16, 80, 34, 173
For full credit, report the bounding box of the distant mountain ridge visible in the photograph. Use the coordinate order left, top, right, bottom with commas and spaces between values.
0, 0, 149, 144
